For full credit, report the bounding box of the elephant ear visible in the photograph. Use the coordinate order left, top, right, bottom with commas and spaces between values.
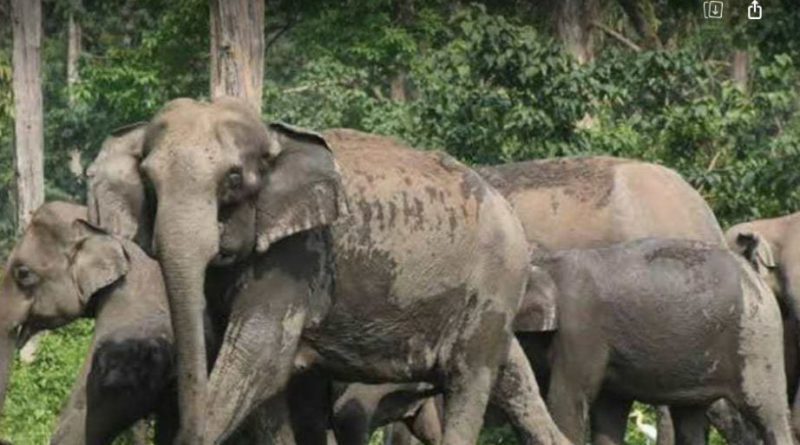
70, 220, 130, 305
255, 122, 348, 253
735, 231, 776, 274
86, 122, 153, 250
513, 265, 558, 332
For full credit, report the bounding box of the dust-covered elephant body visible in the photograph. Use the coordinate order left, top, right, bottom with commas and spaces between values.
727, 211, 800, 440
84, 98, 565, 445
329, 156, 729, 445
478, 157, 725, 249
539, 239, 792, 445
300, 130, 522, 381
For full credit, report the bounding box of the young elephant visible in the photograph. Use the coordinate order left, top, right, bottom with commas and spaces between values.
536, 238, 792, 445
726, 212, 800, 440
0, 202, 176, 445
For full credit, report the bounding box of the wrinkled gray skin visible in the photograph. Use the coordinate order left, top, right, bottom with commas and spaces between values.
727, 213, 800, 441
86, 97, 565, 445
0, 203, 288, 445
0, 202, 175, 445
481, 157, 729, 445
538, 238, 792, 445
331, 156, 733, 444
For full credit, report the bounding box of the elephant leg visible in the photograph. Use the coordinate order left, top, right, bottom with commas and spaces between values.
288, 369, 333, 445
224, 393, 297, 445
204, 233, 330, 442
671, 406, 708, 445
734, 309, 795, 445
656, 406, 676, 445
735, 394, 794, 445
440, 328, 515, 444
705, 399, 760, 445
547, 332, 608, 443
405, 398, 442, 444
85, 383, 152, 445
491, 337, 569, 445
440, 364, 496, 445
590, 392, 632, 445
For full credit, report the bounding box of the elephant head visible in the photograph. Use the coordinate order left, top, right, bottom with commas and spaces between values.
0, 202, 130, 419
728, 231, 781, 301
85, 97, 347, 440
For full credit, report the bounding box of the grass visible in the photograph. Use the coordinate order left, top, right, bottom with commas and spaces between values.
0, 321, 93, 444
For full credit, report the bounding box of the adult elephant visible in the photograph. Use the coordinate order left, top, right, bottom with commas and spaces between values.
331, 156, 729, 444
726, 211, 800, 439
85, 97, 566, 445
480, 157, 729, 444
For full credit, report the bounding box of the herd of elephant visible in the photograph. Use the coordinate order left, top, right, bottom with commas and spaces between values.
1, 97, 800, 445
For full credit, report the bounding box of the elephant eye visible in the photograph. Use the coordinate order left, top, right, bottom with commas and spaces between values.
13, 264, 40, 289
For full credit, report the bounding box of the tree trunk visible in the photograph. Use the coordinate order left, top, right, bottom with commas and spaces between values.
209, 0, 265, 113
617, 0, 662, 50
11, 0, 44, 232
67, 3, 83, 181
555, 0, 598, 64
732, 50, 749, 93
67, 6, 81, 105
389, 0, 413, 102
390, 73, 408, 102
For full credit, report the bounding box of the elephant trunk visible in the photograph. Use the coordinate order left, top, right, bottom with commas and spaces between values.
154, 200, 219, 443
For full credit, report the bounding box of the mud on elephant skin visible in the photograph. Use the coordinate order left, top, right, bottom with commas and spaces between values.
727, 212, 800, 441
530, 238, 793, 445
328, 156, 731, 444
480, 156, 742, 445
86, 96, 566, 445
4, 203, 311, 445
0, 202, 175, 445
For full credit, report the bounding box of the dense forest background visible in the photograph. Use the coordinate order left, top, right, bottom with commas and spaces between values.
0, 0, 799, 443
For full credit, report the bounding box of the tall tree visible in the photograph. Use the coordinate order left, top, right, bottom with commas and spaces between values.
11, 0, 44, 232
209, 0, 265, 113
732, 50, 749, 92
554, 0, 598, 64
67, 0, 81, 105
390, 0, 414, 102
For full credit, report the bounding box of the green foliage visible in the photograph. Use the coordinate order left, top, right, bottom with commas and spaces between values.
0, 321, 93, 443
1, 0, 800, 442
410, 6, 591, 162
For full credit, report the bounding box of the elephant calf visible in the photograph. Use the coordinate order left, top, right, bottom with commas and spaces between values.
0, 202, 177, 445
534, 238, 793, 445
